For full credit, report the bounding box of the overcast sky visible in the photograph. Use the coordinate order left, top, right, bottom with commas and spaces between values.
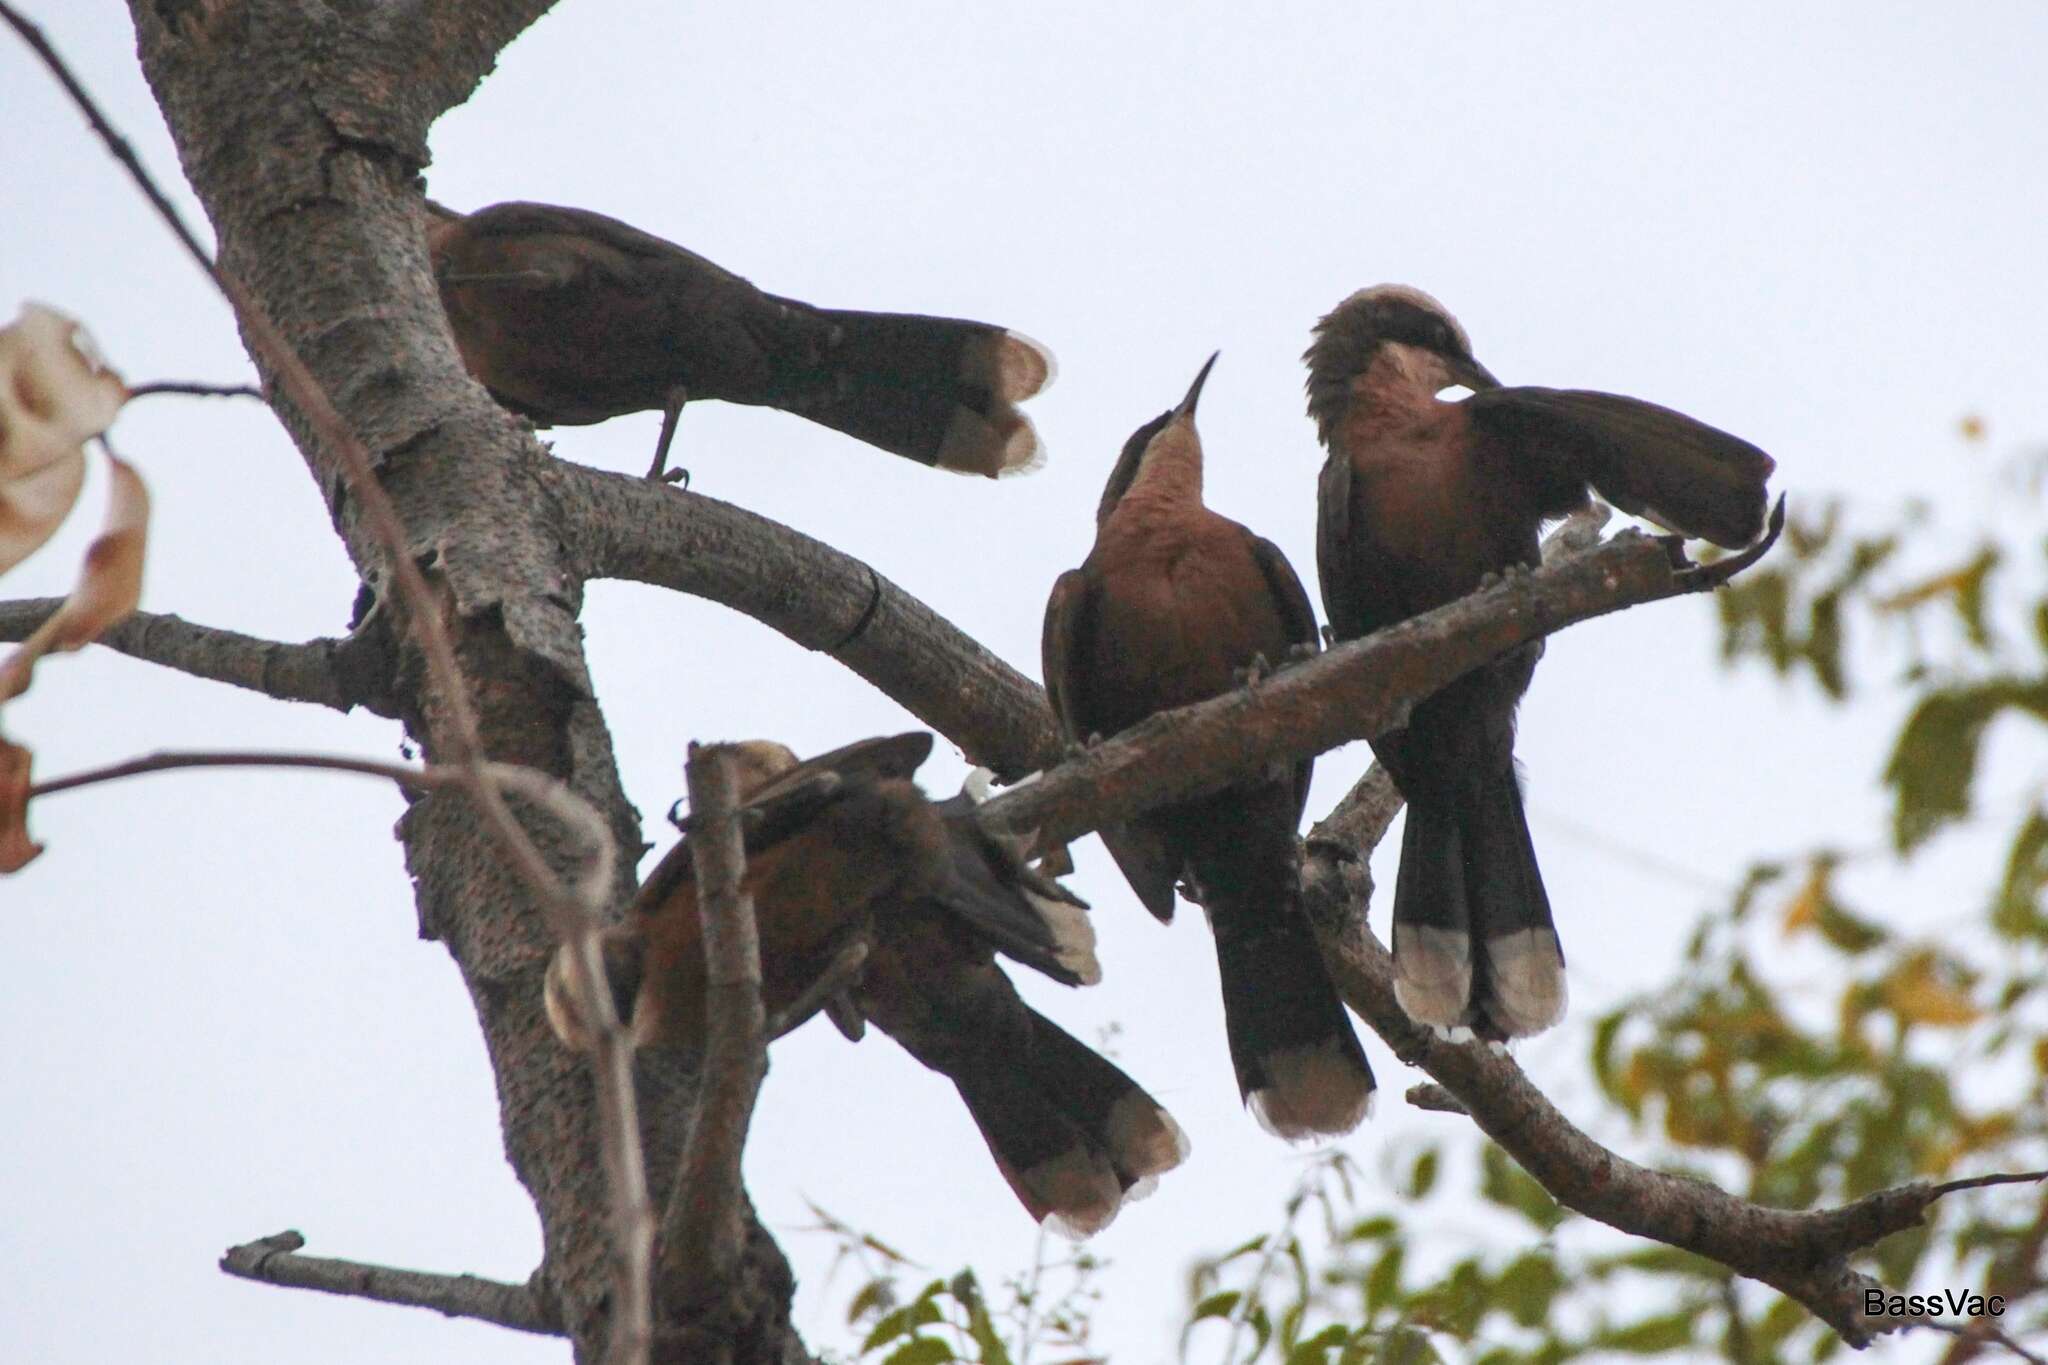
5, 5, 2047, 1363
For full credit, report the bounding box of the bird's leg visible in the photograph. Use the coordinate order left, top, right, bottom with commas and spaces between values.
1233, 652, 1274, 688
646, 384, 691, 485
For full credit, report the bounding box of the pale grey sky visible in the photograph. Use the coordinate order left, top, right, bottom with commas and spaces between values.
4, 5, 2046, 1363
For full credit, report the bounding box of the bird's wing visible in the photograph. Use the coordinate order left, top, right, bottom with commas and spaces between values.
1464, 387, 1776, 548
1248, 533, 1322, 656
1246, 531, 1322, 821
1041, 569, 1096, 742
638, 732, 936, 911
1043, 566, 1181, 922
1315, 447, 1367, 639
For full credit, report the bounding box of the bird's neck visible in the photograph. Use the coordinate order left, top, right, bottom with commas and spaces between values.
1345, 343, 1456, 438
1118, 431, 1205, 510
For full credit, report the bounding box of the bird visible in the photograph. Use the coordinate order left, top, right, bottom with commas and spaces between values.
1042, 354, 1376, 1140
1305, 284, 1777, 1039
424, 199, 1055, 482
542, 731, 1187, 1237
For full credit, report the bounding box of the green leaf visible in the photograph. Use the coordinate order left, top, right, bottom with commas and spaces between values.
1190, 1291, 1241, 1324
1365, 1245, 1405, 1319
860, 1299, 944, 1353
846, 1278, 896, 1325
950, 1271, 1012, 1365
1596, 1311, 1698, 1353
1379, 1326, 1442, 1365
1287, 1325, 1350, 1365
1405, 1149, 1439, 1200
1994, 807, 2048, 939
881, 1338, 956, 1365
1494, 1254, 1563, 1328
1884, 678, 2048, 851
1479, 1146, 1565, 1232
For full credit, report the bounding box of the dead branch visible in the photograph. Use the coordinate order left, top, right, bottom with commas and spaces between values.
0, 600, 390, 714
219, 1230, 558, 1336
660, 746, 768, 1328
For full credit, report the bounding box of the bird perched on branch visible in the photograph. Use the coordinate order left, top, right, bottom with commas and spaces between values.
543, 731, 1186, 1236
1043, 355, 1376, 1140
1306, 284, 1777, 1040
425, 200, 1055, 482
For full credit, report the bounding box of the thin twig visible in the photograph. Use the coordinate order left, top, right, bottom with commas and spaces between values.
660, 745, 768, 1313
127, 379, 265, 401
1915, 1318, 2048, 1365
28, 748, 449, 800
220, 1230, 559, 1336
0, 13, 650, 1359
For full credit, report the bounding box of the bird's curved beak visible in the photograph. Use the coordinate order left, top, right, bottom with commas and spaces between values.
1173, 352, 1220, 422
1443, 352, 1501, 392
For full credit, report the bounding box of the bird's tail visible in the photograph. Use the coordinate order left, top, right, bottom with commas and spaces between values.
1391, 769, 1566, 1040
941, 1002, 1187, 1237
1210, 903, 1377, 1140
797, 308, 1054, 477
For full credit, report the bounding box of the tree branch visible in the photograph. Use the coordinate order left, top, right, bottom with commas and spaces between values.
660, 746, 768, 1328
1298, 773, 2047, 1347
0, 599, 391, 715
977, 503, 1783, 847
547, 461, 1062, 781
219, 1230, 559, 1336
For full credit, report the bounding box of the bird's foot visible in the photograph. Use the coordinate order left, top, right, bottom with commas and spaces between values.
1234, 652, 1274, 688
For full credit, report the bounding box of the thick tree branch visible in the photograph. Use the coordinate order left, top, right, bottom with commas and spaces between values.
977, 504, 1783, 847
219, 1230, 559, 1336
0, 599, 391, 715
547, 462, 1062, 781
659, 746, 768, 1340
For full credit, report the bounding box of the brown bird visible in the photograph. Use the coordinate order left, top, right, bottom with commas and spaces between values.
1043, 355, 1375, 1140
1306, 284, 1777, 1039
543, 732, 1187, 1236
425, 200, 1054, 481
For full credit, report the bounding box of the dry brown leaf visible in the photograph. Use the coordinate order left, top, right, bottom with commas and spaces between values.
0, 733, 39, 873
0, 453, 151, 701
0, 304, 127, 575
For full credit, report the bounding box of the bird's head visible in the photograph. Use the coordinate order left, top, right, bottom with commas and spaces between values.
1094, 351, 1219, 524
717, 739, 802, 797
1303, 285, 1498, 442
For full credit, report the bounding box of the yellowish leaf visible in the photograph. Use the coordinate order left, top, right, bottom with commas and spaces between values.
0, 304, 126, 575
1959, 414, 1986, 442
0, 734, 39, 873
1779, 863, 1826, 936
1880, 951, 1981, 1029
0, 454, 150, 701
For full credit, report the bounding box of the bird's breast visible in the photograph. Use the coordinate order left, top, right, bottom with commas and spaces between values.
1086, 509, 1292, 724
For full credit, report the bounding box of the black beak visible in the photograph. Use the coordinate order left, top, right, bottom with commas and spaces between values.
1173, 351, 1220, 421
1442, 352, 1501, 392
